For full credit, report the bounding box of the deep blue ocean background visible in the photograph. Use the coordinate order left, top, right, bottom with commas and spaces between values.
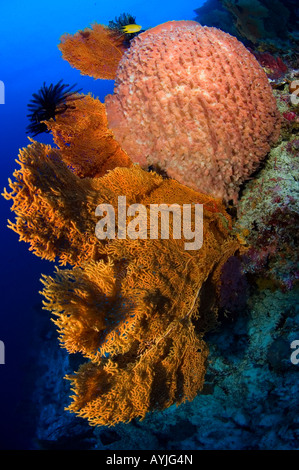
0, 0, 206, 450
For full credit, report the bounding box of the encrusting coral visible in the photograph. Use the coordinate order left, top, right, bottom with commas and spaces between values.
105, 20, 281, 202
237, 139, 299, 289
59, 23, 127, 80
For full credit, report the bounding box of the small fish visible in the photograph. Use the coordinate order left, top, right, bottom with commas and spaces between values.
122, 24, 142, 34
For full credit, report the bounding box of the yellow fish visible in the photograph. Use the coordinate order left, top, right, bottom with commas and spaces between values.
122, 24, 142, 34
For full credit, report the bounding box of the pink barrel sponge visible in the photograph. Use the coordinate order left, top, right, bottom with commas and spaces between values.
105, 20, 281, 202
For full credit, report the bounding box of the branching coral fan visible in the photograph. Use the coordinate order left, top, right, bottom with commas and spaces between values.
40, 165, 240, 426
3, 140, 105, 266
105, 20, 281, 202
46, 94, 132, 178
4, 137, 240, 425
59, 23, 127, 80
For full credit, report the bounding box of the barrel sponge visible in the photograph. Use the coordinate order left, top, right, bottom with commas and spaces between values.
105, 20, 281, 202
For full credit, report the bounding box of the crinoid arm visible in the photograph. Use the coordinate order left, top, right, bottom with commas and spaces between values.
26, 80, 82, 136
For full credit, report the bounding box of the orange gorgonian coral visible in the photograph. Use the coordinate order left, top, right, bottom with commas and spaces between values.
46, 94, 132, 178
40, 165, 240, 426
3, 140, 105, 265
4, 135, 241, 425
59, 23, 127, 80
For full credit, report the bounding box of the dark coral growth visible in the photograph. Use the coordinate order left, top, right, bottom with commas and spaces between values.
26, 80, 82, 136
252, 51, 288, 81
194, 0, 299, 51
219, 255, 249, 316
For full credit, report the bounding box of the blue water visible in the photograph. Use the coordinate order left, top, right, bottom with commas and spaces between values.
0, 0, 204, 450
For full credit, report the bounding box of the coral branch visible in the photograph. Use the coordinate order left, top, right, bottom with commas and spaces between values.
40, 165, 240, 426
46, 94, 132, 178
59, 23, 127, 80
2, 141, 104, 265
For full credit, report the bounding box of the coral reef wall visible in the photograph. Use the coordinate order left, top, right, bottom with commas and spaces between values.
237, 139, 299, 289
3, 8, 298, 444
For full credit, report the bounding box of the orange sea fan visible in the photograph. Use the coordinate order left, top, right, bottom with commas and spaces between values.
2, 141, 105, 266
40, 258, 137, 361
2, 151, 165, 267
59, 23, 127, 80
4, 131, 241, 425
46, 94, 132, 178
40, 165, 241, 426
